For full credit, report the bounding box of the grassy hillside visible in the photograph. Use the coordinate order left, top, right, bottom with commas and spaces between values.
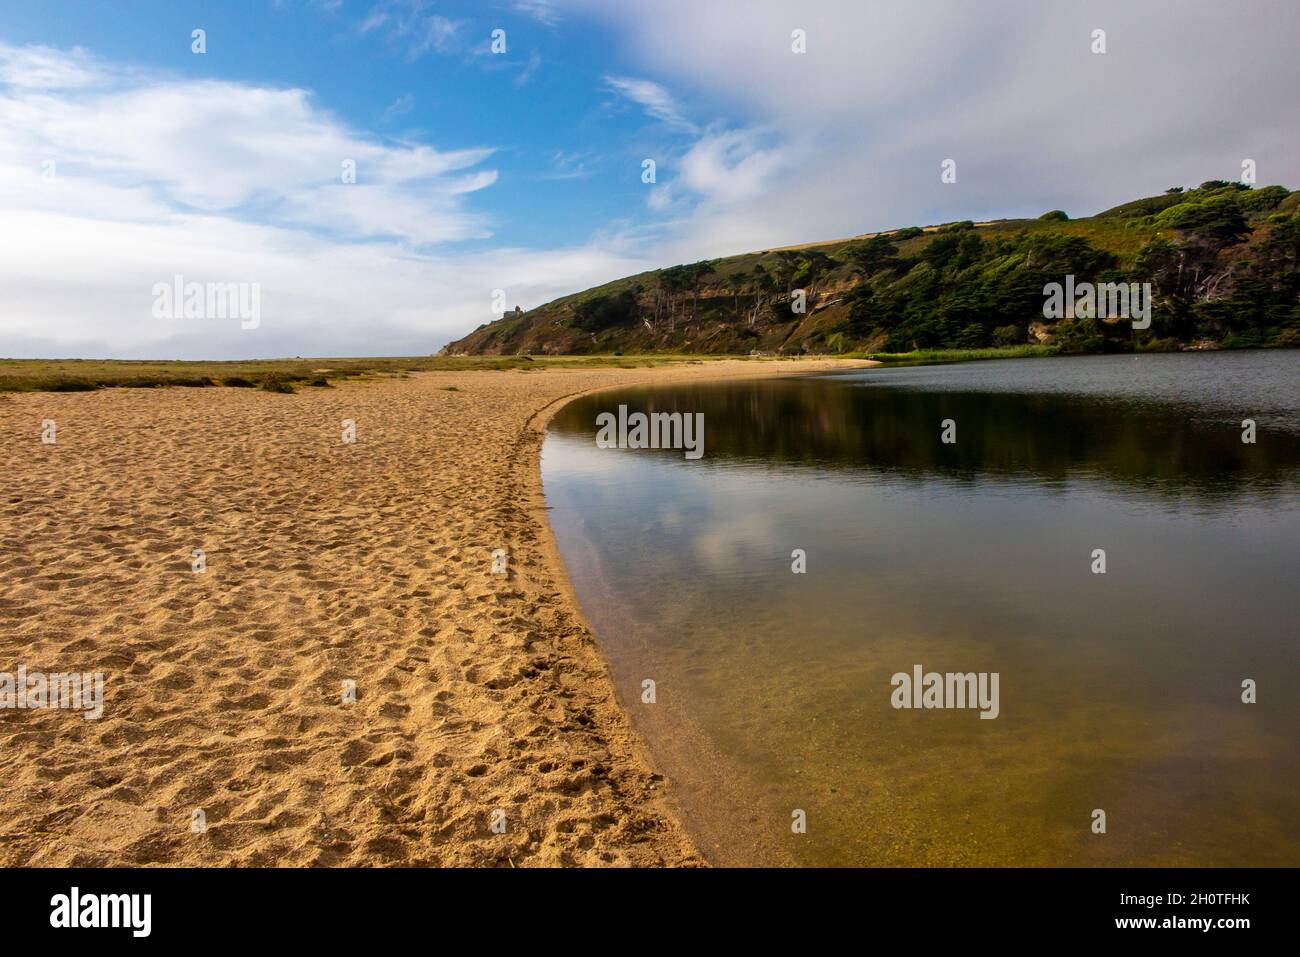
443, 181, 1300, 357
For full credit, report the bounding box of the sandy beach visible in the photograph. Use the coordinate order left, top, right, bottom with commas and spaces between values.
0, 357, 865, 867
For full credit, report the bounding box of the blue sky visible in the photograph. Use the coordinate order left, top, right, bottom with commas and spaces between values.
0, 0, 677, 251
1, 0, 1297, 358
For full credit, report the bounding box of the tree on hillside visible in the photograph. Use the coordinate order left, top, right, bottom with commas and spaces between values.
658, 264, 695, 332
921, 231, 984, 270
1021, 233, 1114, 274
689, 260, 716, 318
724, 271, 745, 314
1155, 195, 1250, 247
792, 250, 834, 292
845, 235, 900, 277
748, 264, 775, 327
770, 251, 800, 294
1255, 215, 1300, 274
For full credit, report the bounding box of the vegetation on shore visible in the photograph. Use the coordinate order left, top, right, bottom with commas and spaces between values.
0, 353, 773, 394
444, 181, 1300, 357
859, 345, 1060, 365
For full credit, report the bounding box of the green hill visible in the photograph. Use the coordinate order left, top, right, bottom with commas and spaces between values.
442, 181, 1300, 357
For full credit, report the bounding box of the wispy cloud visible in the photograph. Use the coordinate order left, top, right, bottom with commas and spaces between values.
514, 0, 561, 26
540, 150, 596, 181
515, 48, 542, 87
359, 1, 460, 60
383, 91, 415, 119
359, 10, 389, 32
602, 75, 696, 132
0, 43, 113, 89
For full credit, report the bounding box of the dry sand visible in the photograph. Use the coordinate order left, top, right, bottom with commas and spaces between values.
0, 357, 867, 866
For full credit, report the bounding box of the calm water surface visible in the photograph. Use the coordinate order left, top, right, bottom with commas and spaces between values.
542, 352, 1300, 866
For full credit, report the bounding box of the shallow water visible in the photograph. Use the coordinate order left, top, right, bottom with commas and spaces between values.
542, 352, 1300, 866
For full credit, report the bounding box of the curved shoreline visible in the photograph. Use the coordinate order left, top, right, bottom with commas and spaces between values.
0, 357, 869, 867
520, 358, 874, 865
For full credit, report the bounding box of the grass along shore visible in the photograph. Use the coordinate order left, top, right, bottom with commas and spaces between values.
0, 354, 759, 394
855, 344, 1059, 365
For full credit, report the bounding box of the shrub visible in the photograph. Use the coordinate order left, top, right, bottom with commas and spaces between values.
993, 324, 1023, 345
1154, 195, 1249, 244
1239, 185, 1290, 212
258, 373, 296, 394
1053, 317, 1106, 354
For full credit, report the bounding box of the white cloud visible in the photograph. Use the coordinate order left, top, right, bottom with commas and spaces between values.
0, 43, 110, 89
0, 60, 497, 243
566, 0, 1300, 263
0, 42, 647, 358
677, 127, 794, 205
645, 185, 675, 212
1, 204, 650, 359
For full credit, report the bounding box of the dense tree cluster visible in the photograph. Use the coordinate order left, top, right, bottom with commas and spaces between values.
837, 182, 1297, 352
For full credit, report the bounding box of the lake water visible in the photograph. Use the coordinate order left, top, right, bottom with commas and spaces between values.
541, 352, 1300, 866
